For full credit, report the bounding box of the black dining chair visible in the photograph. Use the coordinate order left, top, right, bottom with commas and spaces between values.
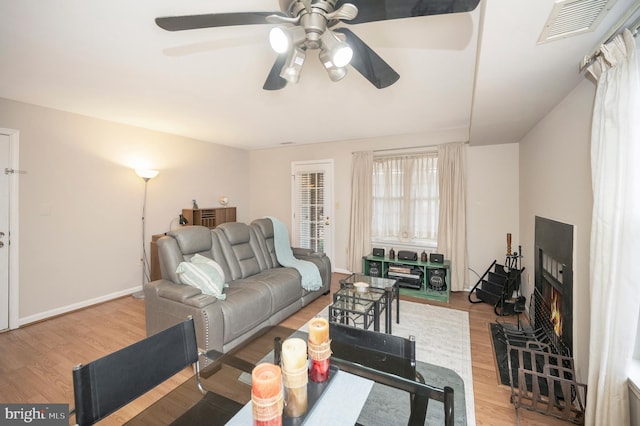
329, 322, 454, 426
71, 317, 205, 426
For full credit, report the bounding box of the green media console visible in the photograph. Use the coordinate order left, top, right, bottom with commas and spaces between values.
362, 254, 451, 303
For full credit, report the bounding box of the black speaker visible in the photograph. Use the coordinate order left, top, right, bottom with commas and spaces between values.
428, 268, 447, 290
398, 250, 417, 261
429, 253, 444, 264
368, 262, 381, 277
372, 248, 385, 257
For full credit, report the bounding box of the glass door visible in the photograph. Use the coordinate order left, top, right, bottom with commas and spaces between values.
291, 160, 333, 260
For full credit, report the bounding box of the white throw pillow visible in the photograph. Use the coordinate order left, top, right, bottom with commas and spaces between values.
176, 254, 227, 300
190, 254, 227, 286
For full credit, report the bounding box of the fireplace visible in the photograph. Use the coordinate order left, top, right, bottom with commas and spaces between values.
534, 216, 574, 356
488, 217, 585, 423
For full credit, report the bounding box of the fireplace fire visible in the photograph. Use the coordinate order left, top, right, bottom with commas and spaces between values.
550, 287, 562, 339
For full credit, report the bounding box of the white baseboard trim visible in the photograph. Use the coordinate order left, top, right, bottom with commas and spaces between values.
19, 285, 142, 326
333, 267, 352, 274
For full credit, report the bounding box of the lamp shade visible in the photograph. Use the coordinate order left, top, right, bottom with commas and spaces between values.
135, 169, 159, 180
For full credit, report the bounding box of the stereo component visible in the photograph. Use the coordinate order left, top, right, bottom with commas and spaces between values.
368, 262, 381, 277
372, 247, 385, 257
388, 263, 423, 289
430, 253, 444, 264
428, 268, 447, 290
397, 250, 417, 261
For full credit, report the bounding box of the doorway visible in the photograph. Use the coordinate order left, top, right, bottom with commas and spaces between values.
0, 129, 19, 331
291, 160, 334, 262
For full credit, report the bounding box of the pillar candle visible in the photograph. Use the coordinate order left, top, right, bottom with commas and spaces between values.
308, 317, 331, 383
308, 317, 329, 345
281, 338, 307, 371
281, 338, 308, 418
251, 363, 282, 399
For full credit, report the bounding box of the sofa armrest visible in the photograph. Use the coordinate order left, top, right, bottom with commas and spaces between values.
155, 280, 219, 308
144, 279, 224, 363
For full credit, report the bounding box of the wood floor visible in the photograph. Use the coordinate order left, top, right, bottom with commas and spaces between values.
0, 273, 570, 425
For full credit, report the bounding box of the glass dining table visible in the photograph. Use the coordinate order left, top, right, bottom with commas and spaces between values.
125, 325, 455, 426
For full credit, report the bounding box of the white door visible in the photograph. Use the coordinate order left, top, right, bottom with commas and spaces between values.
291, 160, 334, 261
0, 134, 10, 331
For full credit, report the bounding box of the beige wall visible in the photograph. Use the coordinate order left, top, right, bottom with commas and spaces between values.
467, 143, 519, 286
249, 129, 520, 283
518, 79, 595, 382
0, 98, 250, 324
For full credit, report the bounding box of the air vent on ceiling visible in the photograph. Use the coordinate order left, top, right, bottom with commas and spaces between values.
538, 0, 618, 43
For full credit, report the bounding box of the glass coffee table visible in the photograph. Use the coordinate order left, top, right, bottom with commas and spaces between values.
337, 274, 399, 334
329, 288, 379, 330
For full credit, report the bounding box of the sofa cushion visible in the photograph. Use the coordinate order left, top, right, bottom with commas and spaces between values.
168, 225, 212, 254
215, 223, 262, 280
251, 218, 279, 269
176, 255, 227, 300
241, 268, 302, 312
219, 281, 272, 341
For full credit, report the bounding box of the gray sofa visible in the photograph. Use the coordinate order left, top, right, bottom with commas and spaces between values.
143, 218, 331, 363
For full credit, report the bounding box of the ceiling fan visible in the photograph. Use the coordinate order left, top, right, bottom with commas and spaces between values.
156, 0, 480, 90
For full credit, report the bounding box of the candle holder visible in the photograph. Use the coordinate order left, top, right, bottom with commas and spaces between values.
308, 340, 332, 382
282, 365, 308, 417
252, 393, 284, 426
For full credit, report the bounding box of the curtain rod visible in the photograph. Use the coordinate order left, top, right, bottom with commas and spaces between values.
580, 2, 640, 72
351, 140, 469, 154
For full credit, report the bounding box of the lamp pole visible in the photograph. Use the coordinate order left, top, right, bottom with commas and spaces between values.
134, 169, 159, 298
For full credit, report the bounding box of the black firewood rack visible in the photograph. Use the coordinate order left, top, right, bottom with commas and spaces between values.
469, 247, 525, 317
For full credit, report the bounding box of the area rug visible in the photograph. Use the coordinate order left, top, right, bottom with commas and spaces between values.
310, 300, 476, 425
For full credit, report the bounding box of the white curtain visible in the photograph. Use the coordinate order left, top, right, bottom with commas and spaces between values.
347, 151, 373, 272
371, 154, 439, 243
586, 29, 640, 426
437, 142, 468, 292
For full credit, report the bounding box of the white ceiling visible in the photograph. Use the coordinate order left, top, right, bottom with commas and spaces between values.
0, 0, 637, 150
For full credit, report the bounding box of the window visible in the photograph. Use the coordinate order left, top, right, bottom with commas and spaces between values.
371, 153, 439, 248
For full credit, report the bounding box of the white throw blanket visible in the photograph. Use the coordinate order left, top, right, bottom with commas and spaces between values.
268, 216, 322, 291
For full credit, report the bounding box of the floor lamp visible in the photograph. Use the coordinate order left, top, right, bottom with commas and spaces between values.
133, 169, 159, 299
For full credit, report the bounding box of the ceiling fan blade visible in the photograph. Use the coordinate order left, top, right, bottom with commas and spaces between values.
155, 12, 284, 31
263, 54, 289, 91
336, 0, 480, 24
334, 28, 399, 89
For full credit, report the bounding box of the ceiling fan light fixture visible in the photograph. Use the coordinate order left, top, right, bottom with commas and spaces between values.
326, 66, 348, 82
320, 30, 353, 67
269, 27, 289, 53
332, 44, 353, 68
269, 25, 307, 54
280, 46, 306, 83
319, 49, 348, 82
